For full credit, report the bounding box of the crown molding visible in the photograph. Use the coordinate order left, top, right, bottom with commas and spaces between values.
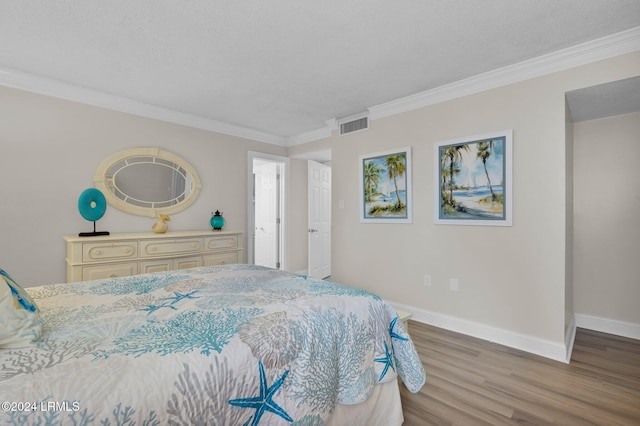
0, 67, 287, 146
2, 27, 638, 147
286, 123, 334, 147
368, 26, 640, 121
287, 27, 640, 145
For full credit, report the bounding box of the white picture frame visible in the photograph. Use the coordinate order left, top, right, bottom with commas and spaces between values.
359, 147, 412, 224
434, 129, 513, 226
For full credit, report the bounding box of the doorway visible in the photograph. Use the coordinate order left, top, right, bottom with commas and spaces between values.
247, 152, 289, 270
308, 160, 331, 279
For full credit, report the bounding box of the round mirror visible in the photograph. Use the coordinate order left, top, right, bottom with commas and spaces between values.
94, 147, 202, 217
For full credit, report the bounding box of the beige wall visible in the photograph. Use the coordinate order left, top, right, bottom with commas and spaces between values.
1, 50, 638, 354
0, 85, 285, 287
573, 111, 640, 325
288, 158, 309, 273
329, 81, 569, 344
290, 51, 640, 348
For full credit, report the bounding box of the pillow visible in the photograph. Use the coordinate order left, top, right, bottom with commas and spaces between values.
0, 268, 42, 348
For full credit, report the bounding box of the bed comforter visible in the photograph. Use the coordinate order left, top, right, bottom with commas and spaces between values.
0, 264, 425, 425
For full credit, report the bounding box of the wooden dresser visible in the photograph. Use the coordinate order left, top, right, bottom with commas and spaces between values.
64, 230, 243, 283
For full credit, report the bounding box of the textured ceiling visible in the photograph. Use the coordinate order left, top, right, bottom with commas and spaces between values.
1, 1, 639, 141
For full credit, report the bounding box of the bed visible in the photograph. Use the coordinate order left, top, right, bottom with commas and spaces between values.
0, 264, 425, 425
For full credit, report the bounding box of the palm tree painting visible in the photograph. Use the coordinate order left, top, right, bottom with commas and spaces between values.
435, 130, 513, 226
360, 147, 412, 223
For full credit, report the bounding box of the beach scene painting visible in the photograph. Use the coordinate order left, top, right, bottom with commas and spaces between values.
360, 147, 412, 223
434, 130, 512, 226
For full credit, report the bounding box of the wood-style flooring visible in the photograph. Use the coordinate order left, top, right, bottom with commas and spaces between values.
399, 321, 640, 425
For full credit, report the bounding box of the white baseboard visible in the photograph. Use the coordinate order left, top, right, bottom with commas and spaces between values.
575, 313, 640, 340
389, 301, 570, 363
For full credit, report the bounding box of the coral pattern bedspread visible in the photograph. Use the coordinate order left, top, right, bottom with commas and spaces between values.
0, 264, 425, 425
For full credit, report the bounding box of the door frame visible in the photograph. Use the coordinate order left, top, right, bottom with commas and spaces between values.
247, 151, 289, 270
253, 161, 280, 268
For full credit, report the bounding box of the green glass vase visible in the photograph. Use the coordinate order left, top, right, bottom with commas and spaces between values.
210, 210, 225, 231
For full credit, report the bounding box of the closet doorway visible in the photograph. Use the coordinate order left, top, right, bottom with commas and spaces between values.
290, 149, 332, 279
247, 152, 289, 270
308, 160, 331, 279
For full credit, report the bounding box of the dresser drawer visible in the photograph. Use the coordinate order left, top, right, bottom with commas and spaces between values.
175, 256, 203, 270
203, 251, 238, 266
82, 263, 138, 281
65, 231, 242, 283
139, 238, 203, 258
83, 242, 137, 262
139, 259, 173, 274
205, 235, 238, 251
140, 255, 203, 274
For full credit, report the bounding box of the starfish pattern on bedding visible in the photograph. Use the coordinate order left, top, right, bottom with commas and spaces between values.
138, 303, 177, 315
374, 341, 395, 381
389, 317, 409, 341
228, 361, 293, 426
160, 290, 200, 305
137, 291, 200, 315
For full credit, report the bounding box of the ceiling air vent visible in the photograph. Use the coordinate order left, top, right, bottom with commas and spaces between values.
339, 116, 369, 135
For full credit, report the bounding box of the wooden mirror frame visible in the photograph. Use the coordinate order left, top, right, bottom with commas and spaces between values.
94, 147, 202, 218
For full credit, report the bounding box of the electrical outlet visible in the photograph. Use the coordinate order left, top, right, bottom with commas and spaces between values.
423, 275, 431, 286
450, 278, 460, 292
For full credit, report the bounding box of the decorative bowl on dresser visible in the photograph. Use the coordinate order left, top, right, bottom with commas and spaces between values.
64, 230, 243, 283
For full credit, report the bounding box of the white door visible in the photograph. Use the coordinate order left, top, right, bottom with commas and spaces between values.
254, 162, 280, 269
308, 160, 331, 279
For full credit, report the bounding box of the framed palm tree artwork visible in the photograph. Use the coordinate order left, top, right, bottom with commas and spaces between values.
434, 129, 513, 226
359, 147, 412, 223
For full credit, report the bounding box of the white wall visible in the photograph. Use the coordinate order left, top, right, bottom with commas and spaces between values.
289, 51, 640, 360
565, 98, 575, 343
331, 82, 569, 346
2, 50, 638, 359
574, 111, 640, 329
0, 85, 285, 287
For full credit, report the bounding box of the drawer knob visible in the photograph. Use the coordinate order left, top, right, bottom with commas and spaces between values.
150, 247, 157, 252
125, 248, 132, 254
192, 243, 198, 248
95, 250, 102, 255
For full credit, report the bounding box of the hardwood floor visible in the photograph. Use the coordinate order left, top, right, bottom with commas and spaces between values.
399, 321, 640, 425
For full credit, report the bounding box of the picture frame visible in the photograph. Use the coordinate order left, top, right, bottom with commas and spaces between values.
434, 129, 513, 226
359, 147, 412, 223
